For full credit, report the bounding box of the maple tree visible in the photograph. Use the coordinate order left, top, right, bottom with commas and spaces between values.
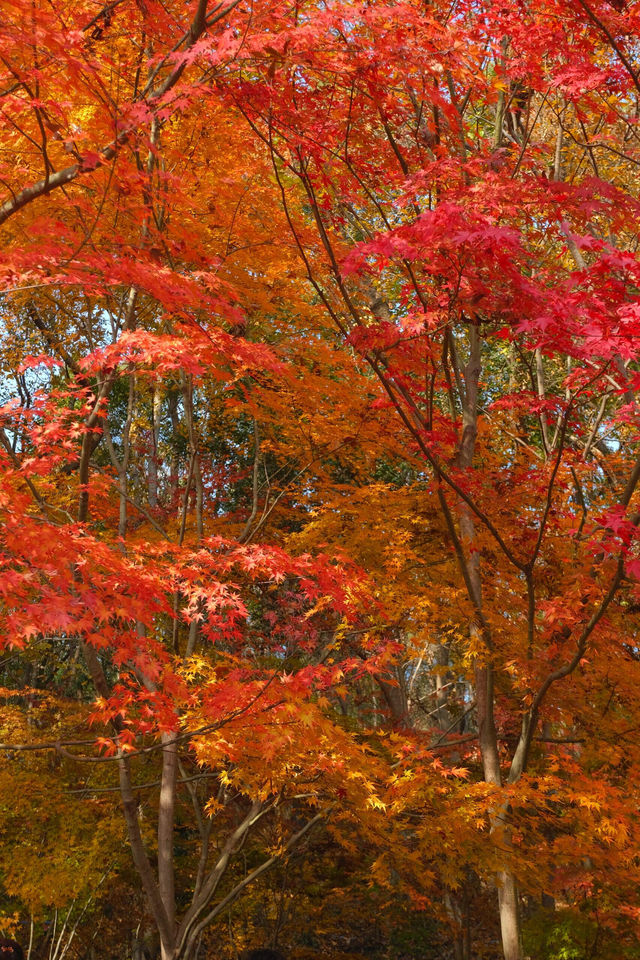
228, 0, 640, 956
0, 1, 389, 958
3, 0, 640, 958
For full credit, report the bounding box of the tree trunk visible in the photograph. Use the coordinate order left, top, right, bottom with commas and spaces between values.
148, 385, 162, 509
453, 327, 522, 960
498, 870, 521, 960
158, 732, 179, 959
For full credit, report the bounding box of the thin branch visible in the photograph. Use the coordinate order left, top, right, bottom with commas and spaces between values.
179, 807, 331, 956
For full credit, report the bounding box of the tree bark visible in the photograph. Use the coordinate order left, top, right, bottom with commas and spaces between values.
158, 732, 179, 959
497, 870, 521, 960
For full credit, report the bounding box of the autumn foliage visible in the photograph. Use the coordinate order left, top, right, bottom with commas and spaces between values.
2, 0, 640, 958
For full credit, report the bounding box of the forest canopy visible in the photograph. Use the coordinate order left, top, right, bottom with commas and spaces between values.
1, 0, 640, 958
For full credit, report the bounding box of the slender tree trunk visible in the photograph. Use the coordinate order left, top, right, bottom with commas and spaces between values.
433, 640, 455, 731
444, 890, 464, 960
158, 732, 179, 960
183, 375, 204, 657
149, 385, 162, 509
168, 389, 180, 505
453, 327, 522, 960
498, 870, 521, 960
